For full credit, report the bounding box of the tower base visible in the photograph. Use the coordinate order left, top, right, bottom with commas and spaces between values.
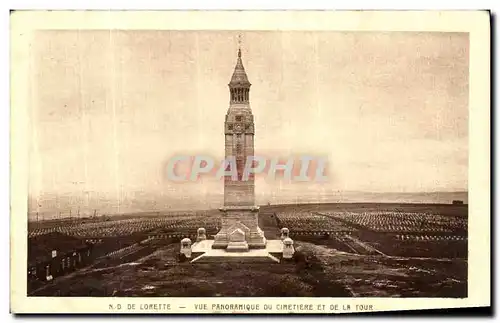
212, 205, 267, 250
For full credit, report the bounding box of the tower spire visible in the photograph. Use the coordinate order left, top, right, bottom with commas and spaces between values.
229, 33, 251, 104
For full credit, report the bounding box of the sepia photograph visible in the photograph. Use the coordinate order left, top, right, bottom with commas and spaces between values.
10, 10, 490, 313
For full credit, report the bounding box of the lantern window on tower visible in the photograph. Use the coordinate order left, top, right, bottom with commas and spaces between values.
228, 47, 251, 104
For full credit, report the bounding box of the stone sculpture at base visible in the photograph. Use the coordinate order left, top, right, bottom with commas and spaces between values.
280, 227, 290, 240
196, 228, 207, 242
226, 228, 249, 252
282, 237, 295, 259
180, 238, 192, 259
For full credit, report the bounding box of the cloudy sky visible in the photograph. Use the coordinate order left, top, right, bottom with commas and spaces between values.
28, 30, 469, 207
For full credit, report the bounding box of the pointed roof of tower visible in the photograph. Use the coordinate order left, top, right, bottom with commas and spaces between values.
229, 48, 251, 87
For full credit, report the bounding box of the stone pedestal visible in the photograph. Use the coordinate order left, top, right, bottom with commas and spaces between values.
212, 205, 266, 250
191, 239, 282, 263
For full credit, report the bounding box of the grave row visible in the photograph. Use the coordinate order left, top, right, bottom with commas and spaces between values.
396, 235, 467, 241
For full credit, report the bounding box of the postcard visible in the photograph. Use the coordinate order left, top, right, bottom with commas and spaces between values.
10, 10, 490, 314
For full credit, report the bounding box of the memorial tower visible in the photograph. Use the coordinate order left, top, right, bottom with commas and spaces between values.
212, 43, 267, 251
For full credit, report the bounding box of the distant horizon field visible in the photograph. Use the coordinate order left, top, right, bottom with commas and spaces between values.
27, 190, 468, 220
28, 200, 468, 223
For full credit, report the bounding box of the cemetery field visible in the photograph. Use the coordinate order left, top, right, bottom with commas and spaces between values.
268, 203, 468, 259
29, 202, 468, 297
28, 211, 221, 239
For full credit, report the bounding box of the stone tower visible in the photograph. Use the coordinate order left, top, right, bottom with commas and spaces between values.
212, 47, 267, 251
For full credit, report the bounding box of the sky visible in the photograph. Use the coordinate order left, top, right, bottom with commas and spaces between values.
28, 30, 469, 212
